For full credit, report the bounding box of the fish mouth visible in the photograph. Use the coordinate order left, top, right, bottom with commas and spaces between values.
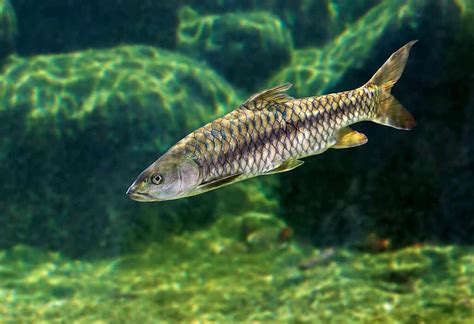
126, 186, 155, 202
128, 191, 155, 202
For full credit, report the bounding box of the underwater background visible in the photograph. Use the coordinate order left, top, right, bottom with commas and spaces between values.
0, 0, 473, 322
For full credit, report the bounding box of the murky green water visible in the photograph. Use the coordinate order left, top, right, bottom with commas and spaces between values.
1, 0, 473, 322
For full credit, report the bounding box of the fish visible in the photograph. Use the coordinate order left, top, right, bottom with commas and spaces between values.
127, 41, 417, 202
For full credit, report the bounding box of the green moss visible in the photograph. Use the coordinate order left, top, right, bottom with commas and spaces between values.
1, 242, 472, 322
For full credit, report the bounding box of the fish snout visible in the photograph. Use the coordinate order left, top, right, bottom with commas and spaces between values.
126, 181, 154, 202
126, 184, 135, 196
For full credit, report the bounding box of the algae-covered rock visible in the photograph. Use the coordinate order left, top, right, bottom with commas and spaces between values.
186, 0, 379, 48
0, 45, 250, 256
177, 7, 292, 90
1, 243, 472, 322
270, 0, 426, 97
0, 0, 17, 60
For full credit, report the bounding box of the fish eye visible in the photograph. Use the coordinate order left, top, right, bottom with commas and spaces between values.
151, 173, 163, 185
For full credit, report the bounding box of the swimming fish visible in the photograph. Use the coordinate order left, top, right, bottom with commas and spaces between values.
127, 41, 417, 202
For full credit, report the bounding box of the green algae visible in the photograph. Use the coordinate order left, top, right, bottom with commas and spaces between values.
1, 237, 472, 322
0, 46, 236, 135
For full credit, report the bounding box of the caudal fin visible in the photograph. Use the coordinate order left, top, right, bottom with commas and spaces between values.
367, 40, 417, 130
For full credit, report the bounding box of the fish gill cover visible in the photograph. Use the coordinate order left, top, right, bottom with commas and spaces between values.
0, 0, 473, 322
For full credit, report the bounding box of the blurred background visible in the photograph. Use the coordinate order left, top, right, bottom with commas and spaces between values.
0, 0, 472, 322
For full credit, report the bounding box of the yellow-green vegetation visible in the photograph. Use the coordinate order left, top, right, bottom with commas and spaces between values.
0, 0, 16, 59
1, 228, 472, 322
177, 6, 292, 89
269, 0, 426, 97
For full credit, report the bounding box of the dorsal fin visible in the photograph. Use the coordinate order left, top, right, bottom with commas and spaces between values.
240, 83, 293, 110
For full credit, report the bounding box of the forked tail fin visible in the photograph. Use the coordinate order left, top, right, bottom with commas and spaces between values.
367, 40, 417, 130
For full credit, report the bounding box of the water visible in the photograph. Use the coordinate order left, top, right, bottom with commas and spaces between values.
1, 0, 473, 322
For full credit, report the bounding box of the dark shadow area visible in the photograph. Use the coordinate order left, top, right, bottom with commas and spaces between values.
11, 0, 179, 55
279, 2, 473, 247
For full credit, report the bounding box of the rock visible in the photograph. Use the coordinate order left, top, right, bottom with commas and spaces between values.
177, 7, 292, 90
270, 0, 427, 97
0, 0, 17, 60
0, 45, 247, 257
186, 0, 380, 48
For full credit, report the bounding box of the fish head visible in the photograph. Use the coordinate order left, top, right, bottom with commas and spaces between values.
126, 151, 201, 202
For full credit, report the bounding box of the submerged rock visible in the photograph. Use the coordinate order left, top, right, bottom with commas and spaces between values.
270, 0, 426, 97
0, 0, 17, 60
186, 0, 380, 48
0, 45, 258, 256
177, 7, 292, 90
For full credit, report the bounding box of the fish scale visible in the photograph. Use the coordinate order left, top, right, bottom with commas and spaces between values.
127, 41, 417, 202
180, 87, 377, 184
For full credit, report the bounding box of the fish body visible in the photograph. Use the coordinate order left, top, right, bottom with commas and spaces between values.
127, 41, 417, 202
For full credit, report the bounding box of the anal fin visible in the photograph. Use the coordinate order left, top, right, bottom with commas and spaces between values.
265, 158, 304, 175
332, 127, 368, 149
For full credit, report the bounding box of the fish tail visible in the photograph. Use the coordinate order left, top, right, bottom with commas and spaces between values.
366, 40, 417, 130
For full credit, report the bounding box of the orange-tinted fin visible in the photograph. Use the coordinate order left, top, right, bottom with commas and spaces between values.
366, 40, 417, 130
375, 92, 416, 130
366, 40, 417, 93
332, 127, 368, 149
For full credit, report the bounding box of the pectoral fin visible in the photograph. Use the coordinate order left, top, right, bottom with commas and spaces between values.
197, 173, 243, 192
265, 159, 304, 175
332, 127, 368, 149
